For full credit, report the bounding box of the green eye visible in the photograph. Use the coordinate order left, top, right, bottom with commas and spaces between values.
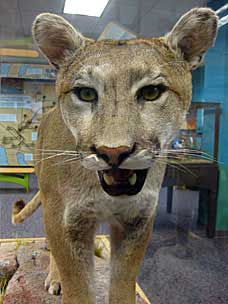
73, 87, 98, 102
138, 85, 165, 101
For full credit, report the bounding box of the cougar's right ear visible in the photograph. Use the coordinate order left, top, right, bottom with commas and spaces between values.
32, 13, 89, 69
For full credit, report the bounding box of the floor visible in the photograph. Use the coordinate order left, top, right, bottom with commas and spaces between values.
0, 174, 228, 304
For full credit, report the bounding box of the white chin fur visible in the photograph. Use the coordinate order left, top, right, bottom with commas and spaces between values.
81, 149, 153, 171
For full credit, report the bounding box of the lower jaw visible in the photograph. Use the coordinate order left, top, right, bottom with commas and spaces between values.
98, 168, 149, 197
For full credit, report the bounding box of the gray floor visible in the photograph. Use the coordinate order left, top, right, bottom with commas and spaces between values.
0, 174, 228, 304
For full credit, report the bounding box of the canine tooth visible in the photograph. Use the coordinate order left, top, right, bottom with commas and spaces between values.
129, 173, 137, 186
103, 174, 114, 185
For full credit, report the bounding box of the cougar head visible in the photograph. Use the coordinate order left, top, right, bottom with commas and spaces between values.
33, 8, 217, 196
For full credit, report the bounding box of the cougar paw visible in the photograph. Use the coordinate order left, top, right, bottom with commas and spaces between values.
45, 276, 61, 295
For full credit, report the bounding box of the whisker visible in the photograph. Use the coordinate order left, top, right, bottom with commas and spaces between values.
139, 140, 215, 159
36, 148, 82, 154
34, 152, 69, 164
155, 158, 196, 177
161, 151, 222, 164
162, 148, 213, 157
155, 156, 197, 177
163, 151, 213, 160
33, 152, 80, 157
167, 159, 197, 177
147, 146, 221, 164
155, 152, 212, 163
51, 156, 82, 167
154, 158, 189, 174
148, 146, 213, 158
162, 149, 219, 162
155, 149, 222, 167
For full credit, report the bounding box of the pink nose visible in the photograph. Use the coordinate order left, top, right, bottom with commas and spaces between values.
96, 146, 133, 167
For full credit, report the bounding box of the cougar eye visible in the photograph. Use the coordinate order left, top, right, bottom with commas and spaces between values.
137, 85, 166, 101
73, 87, 98, 102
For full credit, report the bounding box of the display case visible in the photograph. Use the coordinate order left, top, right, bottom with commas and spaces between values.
0, 63, 56, 167
170, 101, 221, 162
164, 101, 221, 238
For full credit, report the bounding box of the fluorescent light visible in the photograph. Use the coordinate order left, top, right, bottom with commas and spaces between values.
64, 0, 109, 17
216, 4, 228, 15
219, 14, 228, 28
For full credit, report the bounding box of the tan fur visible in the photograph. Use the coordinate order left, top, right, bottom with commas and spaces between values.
14, 8, 217, 304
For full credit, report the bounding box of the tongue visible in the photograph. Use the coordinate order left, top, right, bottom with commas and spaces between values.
105, 169, 134, 182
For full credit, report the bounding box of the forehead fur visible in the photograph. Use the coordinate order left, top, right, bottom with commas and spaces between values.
57, 37, 190, 96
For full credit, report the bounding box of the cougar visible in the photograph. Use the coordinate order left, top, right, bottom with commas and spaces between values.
12, 8, 218, 304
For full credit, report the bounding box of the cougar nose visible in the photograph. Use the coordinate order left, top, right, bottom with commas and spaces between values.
95, 145, 134, 167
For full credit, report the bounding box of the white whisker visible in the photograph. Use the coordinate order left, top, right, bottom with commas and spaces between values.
36, 148, 81, 154
155, 158, 196, 177
51, 156, 82, 167
161, 150, 222, 164
162, 148, 212, 156
33, 152, 80, 157
35, 152, 69, 164
154, 154, 197, 177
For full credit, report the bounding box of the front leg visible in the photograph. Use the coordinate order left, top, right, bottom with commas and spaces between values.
45, 252, 61, 295
109, 216, 153, 304
44, 205, 97, 304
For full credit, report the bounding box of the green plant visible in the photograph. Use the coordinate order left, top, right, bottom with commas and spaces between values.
15, 239, 29, 250
0, 277, 8, 303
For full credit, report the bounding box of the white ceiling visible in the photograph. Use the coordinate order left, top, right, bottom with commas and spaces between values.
0, 0, 207, 40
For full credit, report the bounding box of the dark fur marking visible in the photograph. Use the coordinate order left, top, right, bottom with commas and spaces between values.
117, 40, 127, 46
13, 200, 25, 214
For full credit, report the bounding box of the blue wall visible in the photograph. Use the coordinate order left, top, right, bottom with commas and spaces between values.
192, 0, 228, 230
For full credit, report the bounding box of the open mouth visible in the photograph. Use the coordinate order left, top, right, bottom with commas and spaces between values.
97, 168, 148, 196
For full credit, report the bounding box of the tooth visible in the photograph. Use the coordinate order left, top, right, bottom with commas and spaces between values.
129, 173, 137, 186
103, 174, 114, 185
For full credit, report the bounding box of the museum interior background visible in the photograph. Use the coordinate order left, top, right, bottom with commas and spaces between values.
1, 1, 228, 303
1, 0, 228, 236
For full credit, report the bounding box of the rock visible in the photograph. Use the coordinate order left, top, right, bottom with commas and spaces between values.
0, 242, 18, 281
4, 241, 60, 304
2, 240, 149, 304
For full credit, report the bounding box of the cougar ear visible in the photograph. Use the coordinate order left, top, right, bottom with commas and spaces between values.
32, 13, 87, 69
165, 8, 218, 70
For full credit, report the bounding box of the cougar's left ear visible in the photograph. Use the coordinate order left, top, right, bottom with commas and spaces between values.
165, 8, 218, 70
32, 13, 90, 69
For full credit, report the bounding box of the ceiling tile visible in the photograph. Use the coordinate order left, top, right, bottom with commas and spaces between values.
63, 14, 99, 35
0, 0, 210, 49
0, 0, 18, 10
175, 0, 207, 13
119, 5, 138, 26
139, 8, 176, 37
18, 0, 65, 13
115, 0, 157, 7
